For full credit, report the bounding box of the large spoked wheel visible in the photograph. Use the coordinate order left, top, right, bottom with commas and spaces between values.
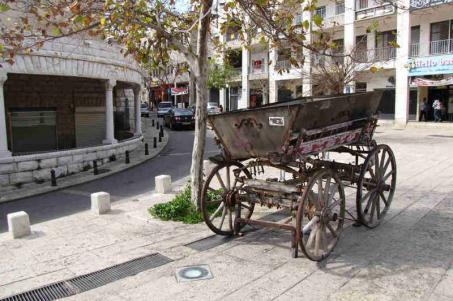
201, 161, 255, 236
296, 169, 346, 261
356, 144, 397, 228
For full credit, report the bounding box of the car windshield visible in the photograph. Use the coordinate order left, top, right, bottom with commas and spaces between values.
174, 108, 193, 115
207, 102, 218, 108
141, 104, 148, 108
158, 102, 172, 108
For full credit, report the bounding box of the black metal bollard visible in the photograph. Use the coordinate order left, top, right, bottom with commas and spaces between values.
159, 125, 164, 137
145, 143, 149, 155
153, 137, 157, 148
125, 150, 130, 164
50, 169, 57, 186
156, 121, 159, 130
93, 160, 99, 175
152, 119, 155, 127
159, 135, 162, 143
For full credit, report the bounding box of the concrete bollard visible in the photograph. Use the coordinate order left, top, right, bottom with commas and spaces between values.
7, 211, 31, 239
91, 192, 111, 215
155, 175, 172, 194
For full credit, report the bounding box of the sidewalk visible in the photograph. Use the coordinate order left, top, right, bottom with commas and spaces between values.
0, 127, 452, 300
0, 117, 169, 203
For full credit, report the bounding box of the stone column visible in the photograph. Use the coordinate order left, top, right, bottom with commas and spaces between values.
419, 23, 430, 57
268, 47, 278, 103
103, 79, 118, 144
344, 0, 356, 93
367, 30, 376, 61
302, 8, 312, 97
134, 86, 142, 136
240, 45, 250, 109
395, 0, 410, 126
0, 71, 11, 158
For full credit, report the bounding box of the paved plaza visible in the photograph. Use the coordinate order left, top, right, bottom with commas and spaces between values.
0, 125, 452, 300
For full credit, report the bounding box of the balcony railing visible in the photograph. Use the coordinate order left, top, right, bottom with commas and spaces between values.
430, 39, 453, 55
355, 3, 395, 20
275, 60, 292, 70
356, 47, 396, 62
230, 67, 242, 79
410, 43, 419, 57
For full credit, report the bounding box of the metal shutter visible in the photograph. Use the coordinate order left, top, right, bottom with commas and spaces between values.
75, 107, 106, 147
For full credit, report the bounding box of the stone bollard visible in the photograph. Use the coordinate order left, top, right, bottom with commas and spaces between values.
145, 143, 149, 155
51, 169, 57, 186
155, 175, 172, 194
153, 137, 157, 148
7, 211, 31, 239
152, 119, 155, 127
91, 192, 111, 215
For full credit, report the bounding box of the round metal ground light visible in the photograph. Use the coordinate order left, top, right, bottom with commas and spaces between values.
176, 265, 213, 282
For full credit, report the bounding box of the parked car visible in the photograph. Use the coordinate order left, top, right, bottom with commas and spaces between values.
140, 103, 150, 117
164, 108, 195, 130
157, 101, 174, 118
207, 102, 221, 114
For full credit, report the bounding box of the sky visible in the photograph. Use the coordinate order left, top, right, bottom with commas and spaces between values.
174, 0, 191, 12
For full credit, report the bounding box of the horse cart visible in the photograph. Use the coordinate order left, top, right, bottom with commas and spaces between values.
201, 92, 397, 261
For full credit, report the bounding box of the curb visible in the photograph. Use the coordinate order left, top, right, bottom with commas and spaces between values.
0, 128, 169, 204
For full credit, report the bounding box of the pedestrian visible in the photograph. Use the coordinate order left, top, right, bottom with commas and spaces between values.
219, 104, 224, 112
432, 98, 442, 122
419, 97, 429, 122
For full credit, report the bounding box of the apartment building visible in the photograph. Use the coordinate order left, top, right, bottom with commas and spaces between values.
215, 0, 453, 124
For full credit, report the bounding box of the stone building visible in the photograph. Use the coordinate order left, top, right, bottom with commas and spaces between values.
0, 37, 146, 189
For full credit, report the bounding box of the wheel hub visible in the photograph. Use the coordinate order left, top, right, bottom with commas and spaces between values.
225, 190, 237, 207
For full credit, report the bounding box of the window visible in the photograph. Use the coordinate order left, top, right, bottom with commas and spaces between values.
332, 39, 344, 64
295, 14, 303, 25
355, 35, 367, 61
335, 1, 345, 14
356, 0, 368, 9
430, 21, 450, 42
315, 6, 326, 19
375, 30, 396, 48
411, 26, 420, 44
430, 20, 452, 54
355, 82, 367, 93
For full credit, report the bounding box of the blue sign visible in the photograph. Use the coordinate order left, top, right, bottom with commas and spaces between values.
407, 54, 453, 76
410, 0, 453, 10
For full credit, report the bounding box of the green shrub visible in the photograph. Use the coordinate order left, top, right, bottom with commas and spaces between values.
149, 185, 222, 224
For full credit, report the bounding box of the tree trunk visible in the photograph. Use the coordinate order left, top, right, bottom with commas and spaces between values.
190, 0, 212, 210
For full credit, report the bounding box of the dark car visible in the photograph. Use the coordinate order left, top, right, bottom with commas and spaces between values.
164, 108, 195, 130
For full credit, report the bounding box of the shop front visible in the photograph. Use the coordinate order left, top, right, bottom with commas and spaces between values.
408, 54, 453, 122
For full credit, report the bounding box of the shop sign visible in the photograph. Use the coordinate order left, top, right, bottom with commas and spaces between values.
407, 54, 453, 76
410, 0, 453, 10
171, 87, 188, 95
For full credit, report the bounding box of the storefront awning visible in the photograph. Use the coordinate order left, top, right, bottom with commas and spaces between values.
410, 76, 453, 87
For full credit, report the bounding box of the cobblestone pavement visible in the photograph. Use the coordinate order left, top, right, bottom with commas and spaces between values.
0, 125, 452, 301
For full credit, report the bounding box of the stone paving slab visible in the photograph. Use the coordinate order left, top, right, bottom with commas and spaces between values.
0, 127, 453, 300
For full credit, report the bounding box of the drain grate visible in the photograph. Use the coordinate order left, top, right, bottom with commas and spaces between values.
1, 253, 172, 301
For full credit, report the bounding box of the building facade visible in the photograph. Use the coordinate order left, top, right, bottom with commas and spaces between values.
0, 36, 146, 189
213, 0, 453, 125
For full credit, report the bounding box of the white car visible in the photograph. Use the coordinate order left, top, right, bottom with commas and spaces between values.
157, 101, 174, 118
140, 103, 150, 117
207, 102, 221, 114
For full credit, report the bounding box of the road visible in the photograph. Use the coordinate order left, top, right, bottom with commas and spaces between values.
0, 120, 218, 232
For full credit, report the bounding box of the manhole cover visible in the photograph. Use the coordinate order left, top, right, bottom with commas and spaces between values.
176, 265, 213, 282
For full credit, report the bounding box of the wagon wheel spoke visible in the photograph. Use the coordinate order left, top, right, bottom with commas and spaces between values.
369, 194, 377, 224
218, 205, 227, 230
327, 223, 337, 238
226, 166, 231, 190
317, 178, 323, 206
228, 207, 233, 231
306, 223, 318, 249
215, 172, 227, 191
381, 157, 391, 179
382, 170, 394, 183
379, 190, 388, 206
379, 149, 386, 173
374, 151, 380, 179
323, 176, 332, 207
361, 188, 377, 204
327, 183, 338, 205
210, 203, 225, 221
364, 190, 376, 213
376, 193, 381, 220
